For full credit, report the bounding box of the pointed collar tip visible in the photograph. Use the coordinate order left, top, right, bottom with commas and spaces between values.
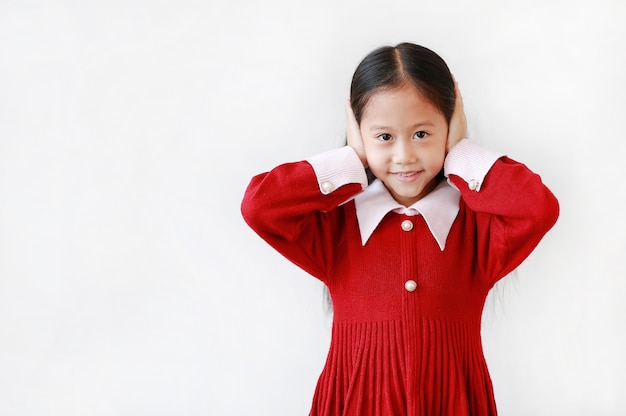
355, 179, 460, 249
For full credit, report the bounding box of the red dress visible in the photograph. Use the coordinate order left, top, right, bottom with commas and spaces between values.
241, 141, 559, 415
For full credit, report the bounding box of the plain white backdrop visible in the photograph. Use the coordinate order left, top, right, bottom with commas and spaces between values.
1, 0, 625, 415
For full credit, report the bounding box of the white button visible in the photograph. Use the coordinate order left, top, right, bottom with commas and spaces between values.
320, 181, 334, 194
401, 220, 414, 231
405, 280, 417, 292
468, 179, 479, 191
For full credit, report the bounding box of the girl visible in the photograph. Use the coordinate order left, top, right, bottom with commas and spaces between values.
241, 43, 559, 416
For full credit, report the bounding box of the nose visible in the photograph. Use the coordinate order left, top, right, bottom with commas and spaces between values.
392, 139, 417, 164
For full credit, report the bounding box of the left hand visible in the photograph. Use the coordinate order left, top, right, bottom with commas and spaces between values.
447, 77, 467, 154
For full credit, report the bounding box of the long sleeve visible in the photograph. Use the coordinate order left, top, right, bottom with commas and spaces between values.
444, 139, 560, 284
241, 146, 367, 281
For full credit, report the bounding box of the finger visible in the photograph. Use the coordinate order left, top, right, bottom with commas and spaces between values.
446, 76, 468, 152
450, 78, 466, 125
452, 75, 464, 108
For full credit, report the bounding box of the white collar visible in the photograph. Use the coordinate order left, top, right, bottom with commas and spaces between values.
353, 179, 460, 251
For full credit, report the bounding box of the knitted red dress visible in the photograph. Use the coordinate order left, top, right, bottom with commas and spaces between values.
241, 141, 559, 415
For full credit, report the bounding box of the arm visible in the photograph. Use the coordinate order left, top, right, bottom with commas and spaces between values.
445, 140, 560, 284
241, 147, 367, 281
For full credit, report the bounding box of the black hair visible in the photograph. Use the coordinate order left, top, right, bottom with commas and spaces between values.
348, 42, 455, 184
350, 42, 455, 124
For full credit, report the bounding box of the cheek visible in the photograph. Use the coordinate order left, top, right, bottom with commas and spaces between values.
363, 143, 385, 166
424, 143, 446, 169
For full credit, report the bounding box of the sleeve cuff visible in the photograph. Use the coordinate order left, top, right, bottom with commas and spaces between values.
306, 146, 368, 194
444, 139, 505, 192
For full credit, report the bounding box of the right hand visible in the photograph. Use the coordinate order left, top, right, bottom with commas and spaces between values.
346, 100, 367, 167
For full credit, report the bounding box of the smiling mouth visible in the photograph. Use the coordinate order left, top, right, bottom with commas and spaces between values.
393, 171, 419, 177
392, 171, 421, 182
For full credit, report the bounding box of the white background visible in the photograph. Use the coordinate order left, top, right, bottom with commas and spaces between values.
1, 1, 625, 415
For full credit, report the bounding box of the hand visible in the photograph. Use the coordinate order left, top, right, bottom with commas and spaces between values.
447, 77, 467, 154
346, 100, 367, 167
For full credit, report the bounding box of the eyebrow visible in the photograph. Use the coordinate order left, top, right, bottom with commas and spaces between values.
369, 122, 435, 131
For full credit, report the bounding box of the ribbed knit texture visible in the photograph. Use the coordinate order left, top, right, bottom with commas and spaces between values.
241, 156, 559, 416
306, 146, 369, 194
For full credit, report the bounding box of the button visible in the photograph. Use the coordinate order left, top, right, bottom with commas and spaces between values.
468, 179, 479, 191
401, 219, 414, 231
320, 181, 334, 194
405, 280, 417, 292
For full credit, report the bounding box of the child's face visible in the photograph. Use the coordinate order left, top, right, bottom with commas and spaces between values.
359, 83, 448, 206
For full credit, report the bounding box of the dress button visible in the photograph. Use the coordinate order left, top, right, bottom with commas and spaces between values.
401, 219, 414, 231
320, 181, 334, 194
405, 280, 417, 292
468, 179, 479, 191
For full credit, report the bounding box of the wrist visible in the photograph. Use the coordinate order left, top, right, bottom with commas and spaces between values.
349, 145, 368, 168
446, 137, 465, 155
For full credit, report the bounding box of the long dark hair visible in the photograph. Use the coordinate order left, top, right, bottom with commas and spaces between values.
349, 42, 456, 184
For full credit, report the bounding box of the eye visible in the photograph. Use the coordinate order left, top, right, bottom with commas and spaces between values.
413, 131, 428, 140
377, 133, 393, 142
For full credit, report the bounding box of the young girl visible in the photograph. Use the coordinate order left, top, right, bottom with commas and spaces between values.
241, 43, 559, 416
